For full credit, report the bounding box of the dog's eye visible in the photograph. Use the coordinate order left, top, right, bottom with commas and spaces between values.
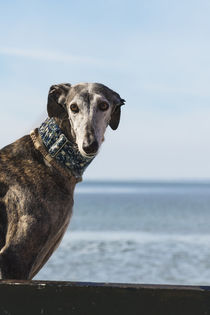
70, 103, 79, 113
98, 102, 109, 111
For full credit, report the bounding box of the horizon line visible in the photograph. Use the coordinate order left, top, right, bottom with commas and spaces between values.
81, 178, 210, 183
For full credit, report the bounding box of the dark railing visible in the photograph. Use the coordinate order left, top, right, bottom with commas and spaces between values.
0, 280, 210, 315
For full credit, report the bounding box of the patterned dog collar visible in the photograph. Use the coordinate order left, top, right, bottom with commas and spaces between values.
37, 117, 95, 178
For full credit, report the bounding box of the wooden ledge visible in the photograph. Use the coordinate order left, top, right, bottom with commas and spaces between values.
0, 280, 209, 315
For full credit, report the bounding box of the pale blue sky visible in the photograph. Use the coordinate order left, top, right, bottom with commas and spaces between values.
0, 0, 210, 179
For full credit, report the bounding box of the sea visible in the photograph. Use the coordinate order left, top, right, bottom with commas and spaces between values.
35, 181, 210, 286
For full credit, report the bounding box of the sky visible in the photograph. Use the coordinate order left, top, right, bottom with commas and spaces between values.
0, 0, 210, 180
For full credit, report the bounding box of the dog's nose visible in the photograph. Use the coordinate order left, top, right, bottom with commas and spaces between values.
82, 140, 99, 155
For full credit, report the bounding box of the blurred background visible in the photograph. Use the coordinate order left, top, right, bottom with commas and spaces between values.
1, 0, 210, 285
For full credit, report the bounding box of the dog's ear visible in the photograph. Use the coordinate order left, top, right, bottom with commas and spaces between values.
109, 97, 125, 130
47, 83, 71, 118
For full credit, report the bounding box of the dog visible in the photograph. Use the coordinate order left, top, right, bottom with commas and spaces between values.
0, 82, 125, 279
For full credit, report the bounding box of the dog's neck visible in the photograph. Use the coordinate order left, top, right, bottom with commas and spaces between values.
37, 117, 95, 179
53, 116, 74, 143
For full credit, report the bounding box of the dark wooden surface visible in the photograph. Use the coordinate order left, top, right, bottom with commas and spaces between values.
0, 280, 210, 315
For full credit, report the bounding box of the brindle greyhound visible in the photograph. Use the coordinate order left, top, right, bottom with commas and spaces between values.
0, 83, 125, 279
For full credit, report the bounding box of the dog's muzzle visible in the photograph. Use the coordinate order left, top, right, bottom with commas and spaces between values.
82, 139, 99, 155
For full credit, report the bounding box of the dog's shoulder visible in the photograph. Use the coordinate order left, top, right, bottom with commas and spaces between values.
0, 135, 41, 161
0, 135, 74, 198
0, 135, 49, 185
0, 135, 45, 174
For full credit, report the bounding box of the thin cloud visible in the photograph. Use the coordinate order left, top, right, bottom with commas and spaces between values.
0, 46, 104, 66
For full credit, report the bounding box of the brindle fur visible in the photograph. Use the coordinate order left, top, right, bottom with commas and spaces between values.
0, 82, 124, 279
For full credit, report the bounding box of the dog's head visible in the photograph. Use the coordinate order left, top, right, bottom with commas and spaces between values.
47, 82, 125, 157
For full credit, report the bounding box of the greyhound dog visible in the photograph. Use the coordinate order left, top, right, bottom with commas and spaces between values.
0, 82, 125, 279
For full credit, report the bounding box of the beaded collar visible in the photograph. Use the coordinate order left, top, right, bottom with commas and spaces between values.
36, 117, 95, 178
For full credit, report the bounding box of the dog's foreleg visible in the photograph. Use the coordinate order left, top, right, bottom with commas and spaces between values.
0, 246, 31, 280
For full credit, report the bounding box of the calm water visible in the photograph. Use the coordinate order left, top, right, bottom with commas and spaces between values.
35, 181, 210, 285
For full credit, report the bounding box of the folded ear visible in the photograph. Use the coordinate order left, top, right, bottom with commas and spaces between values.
47, 83, 71, 118
109, 98, 125, 130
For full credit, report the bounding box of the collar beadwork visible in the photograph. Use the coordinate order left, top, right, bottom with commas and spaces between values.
37, 117, 95, 178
